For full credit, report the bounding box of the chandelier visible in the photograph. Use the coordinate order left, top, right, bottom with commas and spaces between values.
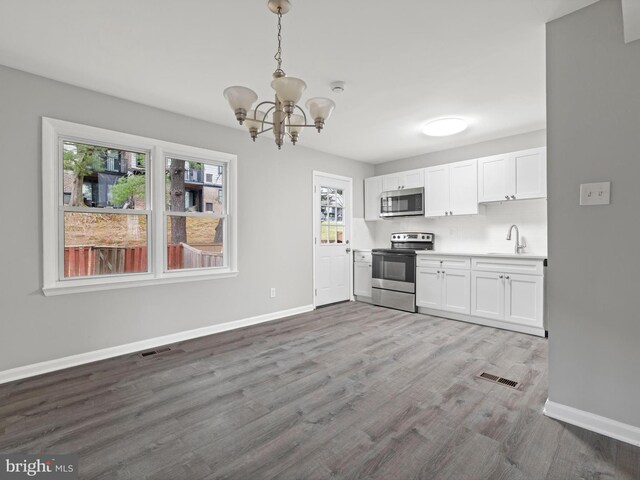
223, 0, 336, 149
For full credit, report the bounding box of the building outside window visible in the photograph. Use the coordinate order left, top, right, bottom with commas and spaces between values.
43, 118, 237, 295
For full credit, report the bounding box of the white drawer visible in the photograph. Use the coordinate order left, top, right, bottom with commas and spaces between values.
416, 256, 471, 270
354, 252, 372, 263
471, 257, 544, 275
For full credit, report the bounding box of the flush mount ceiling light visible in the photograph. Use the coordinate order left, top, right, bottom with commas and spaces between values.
422, 118, 468, 137
223, 0, 336, 150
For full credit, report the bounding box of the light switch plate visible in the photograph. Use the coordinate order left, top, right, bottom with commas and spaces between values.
580, 182, 611, 206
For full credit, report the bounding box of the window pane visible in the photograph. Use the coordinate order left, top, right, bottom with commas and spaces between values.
166, 216, 224, 270
321, 224, 329, 244
63, 141, 146, 209
336, 225, 344, 244
63, 212, 147, 277
166, 159, 224, 214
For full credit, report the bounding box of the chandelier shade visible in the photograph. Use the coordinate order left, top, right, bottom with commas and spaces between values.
244, 110, 266, 131
222, 0, 336, 149
271, 77, 307, 105
305, 97, 336, 122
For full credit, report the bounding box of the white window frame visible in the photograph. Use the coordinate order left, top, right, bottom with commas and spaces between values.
42, 117, 238, 296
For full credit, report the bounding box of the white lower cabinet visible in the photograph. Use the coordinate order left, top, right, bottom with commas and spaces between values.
353, 252, 372, 299
417, 254, 545, 337
470, 271, 504, 320
417, 267, 470, 314
416, 267, 442, 309
504, 274, 543, 327
471, 271, 543, 328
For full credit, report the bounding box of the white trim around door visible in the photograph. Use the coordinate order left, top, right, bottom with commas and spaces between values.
312, 171, 353, 308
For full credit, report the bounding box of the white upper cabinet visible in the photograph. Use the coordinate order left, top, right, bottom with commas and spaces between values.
478, 147, 546, 203
424, 165, 450, 217
449, 160, 479, 215
364, 176, 383, 221
424, 159, 478, 217
513, 148, 547, 200
382, 169, 424, 191
477, 153, 511, 202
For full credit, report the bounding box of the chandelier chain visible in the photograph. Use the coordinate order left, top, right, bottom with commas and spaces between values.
274, 7, 283, 72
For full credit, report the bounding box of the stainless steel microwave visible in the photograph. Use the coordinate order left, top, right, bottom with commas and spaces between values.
380, 187, 424, 217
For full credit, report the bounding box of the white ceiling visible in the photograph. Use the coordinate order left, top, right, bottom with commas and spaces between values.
0, 0, 598, 163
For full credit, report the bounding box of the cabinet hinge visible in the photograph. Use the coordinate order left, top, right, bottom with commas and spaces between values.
315, 289, 318, 296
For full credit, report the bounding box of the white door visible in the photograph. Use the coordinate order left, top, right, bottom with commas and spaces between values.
478, 154, 511, 202
513, 147, 547, 200
449, 159, 478, 215
424, 165, 450, 217
364, 176, 383, 221
416, 267, 442, 309
504, 274, 543, 327
442, 269, 471, 314
471, 271, 504, 320
314, 174, 351, 306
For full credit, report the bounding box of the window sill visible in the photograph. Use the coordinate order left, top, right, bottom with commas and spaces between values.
42, 270, 239, 296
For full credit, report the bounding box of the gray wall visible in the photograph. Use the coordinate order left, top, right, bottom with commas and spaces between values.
374, 129, 546, 175
0, 65, 374, 372
547, 0, 640, 427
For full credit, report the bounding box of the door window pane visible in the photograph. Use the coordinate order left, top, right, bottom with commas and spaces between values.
320, 185, 346, 245
63, 212, 147, 277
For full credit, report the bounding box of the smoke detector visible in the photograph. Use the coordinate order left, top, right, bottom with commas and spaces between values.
330, 81, 345, 93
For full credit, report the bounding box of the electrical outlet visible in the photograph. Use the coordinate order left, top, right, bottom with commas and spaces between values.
580, 182, 611, 206
270, 288, 276, 298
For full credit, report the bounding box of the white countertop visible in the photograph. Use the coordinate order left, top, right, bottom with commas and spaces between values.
415, 251, 547, 261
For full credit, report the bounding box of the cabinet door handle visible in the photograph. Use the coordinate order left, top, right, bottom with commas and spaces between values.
499, 275, 504, 279
510, 195, 516, 200
505, 275, 510, 280
449, 211, 453, 215
445, 211, 449, 215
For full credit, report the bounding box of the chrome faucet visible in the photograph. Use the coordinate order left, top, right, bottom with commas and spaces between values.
507, 224, 526, 254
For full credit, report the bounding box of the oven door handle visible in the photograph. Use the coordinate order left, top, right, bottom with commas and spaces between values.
372, 252, 415, 259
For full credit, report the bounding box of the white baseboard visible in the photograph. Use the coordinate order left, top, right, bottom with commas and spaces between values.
418, 307, 546, 337
0, 304, 314, 385
544, 399, 640, 447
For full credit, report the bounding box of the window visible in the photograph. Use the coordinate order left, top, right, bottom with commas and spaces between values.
43, 118, 237, 295
319, 186, 344, 244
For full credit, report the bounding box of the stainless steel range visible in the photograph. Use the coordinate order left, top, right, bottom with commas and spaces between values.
372, 232, 434, 312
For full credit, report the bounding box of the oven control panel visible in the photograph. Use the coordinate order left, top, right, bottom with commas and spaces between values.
391, 232, 433, 242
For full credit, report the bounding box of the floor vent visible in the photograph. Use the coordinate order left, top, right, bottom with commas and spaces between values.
139, 347, 171, 358
478, 372, 519, 389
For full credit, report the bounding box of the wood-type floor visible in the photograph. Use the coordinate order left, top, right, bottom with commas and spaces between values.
1, 302, 638, 479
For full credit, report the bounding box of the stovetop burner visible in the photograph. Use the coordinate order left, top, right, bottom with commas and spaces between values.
373, 232, 434, 254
